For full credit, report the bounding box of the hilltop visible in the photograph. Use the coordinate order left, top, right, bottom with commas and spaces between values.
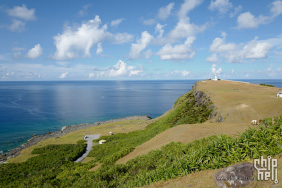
1, 80, 282, 188
117, 80, 282, 164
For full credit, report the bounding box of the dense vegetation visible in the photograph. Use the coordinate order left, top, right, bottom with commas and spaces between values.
88, 90, 213, 165
0, 140, 88, 187
1, 89, 282, 187
1, 116, 282, 187
260, 83, 275, 87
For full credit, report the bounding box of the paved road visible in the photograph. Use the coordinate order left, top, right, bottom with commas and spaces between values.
75, 134, 100, 163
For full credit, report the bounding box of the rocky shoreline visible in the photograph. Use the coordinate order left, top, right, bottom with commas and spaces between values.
0, 115, 151, 164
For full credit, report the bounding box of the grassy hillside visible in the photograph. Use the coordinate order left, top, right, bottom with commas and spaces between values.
117, 80, 282, 163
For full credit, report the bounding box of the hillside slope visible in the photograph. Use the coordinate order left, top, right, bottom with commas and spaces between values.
117, 80, 282, 164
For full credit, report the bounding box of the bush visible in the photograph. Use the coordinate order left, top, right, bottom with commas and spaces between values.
260, 83, 274, 87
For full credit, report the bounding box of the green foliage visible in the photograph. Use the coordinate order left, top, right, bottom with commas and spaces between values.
1, 116, 282, 187
260, 83, 275, 87
88, 91, 212, 165
71, 117, 282, 187
0, 141, 89, 187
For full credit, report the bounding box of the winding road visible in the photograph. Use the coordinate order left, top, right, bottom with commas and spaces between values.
75, 134, 100, 163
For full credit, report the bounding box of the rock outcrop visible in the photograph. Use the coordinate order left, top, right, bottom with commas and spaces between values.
214, 162, 256, 188
192, 81, 221, 122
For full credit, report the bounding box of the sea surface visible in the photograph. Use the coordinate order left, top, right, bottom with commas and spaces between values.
0, 79, 282, 153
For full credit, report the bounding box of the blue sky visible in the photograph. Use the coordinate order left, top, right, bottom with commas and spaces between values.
0, 0, 282, 80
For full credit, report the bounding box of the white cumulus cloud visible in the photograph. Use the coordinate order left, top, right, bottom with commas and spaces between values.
178, 0, 203, 19
206, 53, 218, 63
142, 18, 156, 26
271, 0, 282, 17
211, 64, 222, 74
9, 19, 26, 32
78, 4, 92, 17
88, 73, 94, 78
26, 44, 43, 59
157, 37, 196, 61
53, 16, 133, 60
208, 32, 272, 63
230, 5, 242, 18
53, 16, 107, 60
237, 12, 268, 29
209, 0, 233, 14
167, 17, 206, 43
60, 72, 68, 79
237, 1, 282, 29
108, 33, 134, 44
182, 70, 190, 76
96, 43, 103, 54
129, 31, 153, 60
110, 18, 124, 27
108, 60, 143, 77
7, 4, 36, 21
158, 3, 174, 20
155, 23, 166, 38
242, 37, 272, 59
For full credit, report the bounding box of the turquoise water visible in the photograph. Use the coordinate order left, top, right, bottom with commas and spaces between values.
0, 79, 281, 153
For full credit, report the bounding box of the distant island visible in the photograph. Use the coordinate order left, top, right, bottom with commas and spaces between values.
1, 80, 282, 187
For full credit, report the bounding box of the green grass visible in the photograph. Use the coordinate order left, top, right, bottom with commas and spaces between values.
68, 116, 282, 187
0, 140, 90, 187
88, 90, 213, 165
1, 116, 282, 187
260, 83, 275, 87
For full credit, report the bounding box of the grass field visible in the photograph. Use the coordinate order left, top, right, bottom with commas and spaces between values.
117, 80, 282, 164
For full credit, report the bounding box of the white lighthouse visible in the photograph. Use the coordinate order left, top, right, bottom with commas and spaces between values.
211, 64, 221, 81
214, 72, 218, 81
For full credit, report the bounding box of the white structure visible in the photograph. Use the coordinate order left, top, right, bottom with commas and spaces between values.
277, 92, 282, 98
251, 120, 258, 125
99, 140, 107, 144
213, 72, 218, 81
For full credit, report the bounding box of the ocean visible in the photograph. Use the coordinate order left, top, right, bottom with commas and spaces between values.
0, 79, 282, 153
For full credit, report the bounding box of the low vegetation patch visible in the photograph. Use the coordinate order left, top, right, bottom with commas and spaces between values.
0, 140, 92, 187
260, 83, 274, 87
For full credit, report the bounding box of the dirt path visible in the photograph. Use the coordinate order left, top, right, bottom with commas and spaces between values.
75, 134, 100, 163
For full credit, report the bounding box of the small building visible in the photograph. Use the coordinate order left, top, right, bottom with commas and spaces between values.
99, 140, 107, 144
277, 92, 282, 98
109, 131, 114, 135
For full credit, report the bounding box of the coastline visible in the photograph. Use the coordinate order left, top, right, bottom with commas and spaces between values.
0, 115, 151, 164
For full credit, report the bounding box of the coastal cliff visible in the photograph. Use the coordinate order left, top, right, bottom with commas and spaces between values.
192, 81, 222, 122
